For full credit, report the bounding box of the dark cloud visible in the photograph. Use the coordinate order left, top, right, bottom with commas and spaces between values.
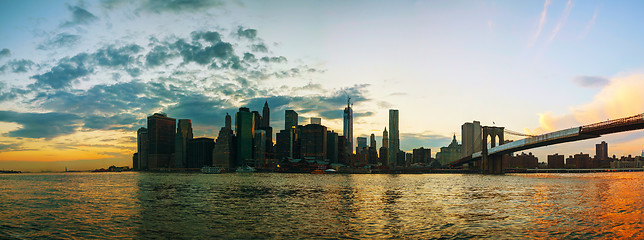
251, 43, 268, 53
165, 93, 234, 127
0, 111, 81, 139
261, 56, 287, 63
139, 0, 224, 13
573, 75, 610, 88
172, 38, 235, 66
1, 59, 36, 73
191, 31, 221, 43
61, 5, 98, 27
94, 44, 143, 67
145, 45, 173, 66
0, 48, 10, 59
38, 33, 81, 50
236, 27, 257, 40
83, 113, 139, 130
31, 53, 93, 89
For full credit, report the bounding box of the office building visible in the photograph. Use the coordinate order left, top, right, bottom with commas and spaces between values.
187, 137, 214, 168
356, 137, 367, 154
213, 114, 235, 169
236, 107, 255, 167
285, 110, 298, 130
596, 141, 608, 160
462, 121, 482, 157
413, 147, 432, 164
174, 119, 193, 168
370, 133, 376, 149
254, 130, 266, 168
327, 131, 339, 163
548, 154, 564, 169
388, 109, 399, 167
343, 97, 353, 154
300, 123, 327, 160
136, 127, 148, 170
147, 113, 176, 169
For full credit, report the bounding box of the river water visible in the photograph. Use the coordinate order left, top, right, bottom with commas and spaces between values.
1, 172, 643, 239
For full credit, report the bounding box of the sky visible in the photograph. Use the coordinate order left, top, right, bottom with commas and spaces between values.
1, 0, 644, 172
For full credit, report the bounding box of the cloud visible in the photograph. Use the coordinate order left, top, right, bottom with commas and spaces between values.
31, 53, 93, 89
579, 8, 599, 40
0, 111, 81, 139
38, 33, 81, 50
94, 44, 143, 67
1, 59, 36, 73
251, 43, 268, 53
0, 48, 10, 59
61, 5, 99, 27
83, 113, 139, 130
530, 0, 551, 47
236, 27, 258, 40
547, 0, 574, 44
137, 0, 224, 13
400, 132, 453, 152
573, 75, 609, 88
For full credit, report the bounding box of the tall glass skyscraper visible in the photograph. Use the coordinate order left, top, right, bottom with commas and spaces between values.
147, 113, 176, 169
343, 97, 353, 154
388, 109, 399, 167
236, 107, 254, 167
174, 119, 193, 168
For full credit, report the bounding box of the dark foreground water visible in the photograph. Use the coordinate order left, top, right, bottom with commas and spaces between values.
1, 172, 643, 239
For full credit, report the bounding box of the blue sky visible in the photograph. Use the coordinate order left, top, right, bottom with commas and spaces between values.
1, 0, 644, 171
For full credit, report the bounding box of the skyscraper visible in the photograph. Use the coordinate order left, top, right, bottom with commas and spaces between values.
356, 137, 367, 154
261, 101, 273, 157
383, 127, 388, 148
174, 119, 193, 168
147, 113, 176, 169
343, 97, 353, 154
370, 133, 376, 148
388, 109, 399, 167
254, 130, 266, 168
261, 101, 270, 128
213, 113, 235, 170
461, 121, 482, 157
596, 141, 608, 160
136, 127, 148, 170
300, 123, 327, 160
285, 110, 298, 130
327, 130, 339, 163
187, 137, 214, 168
236, 107, 255, 167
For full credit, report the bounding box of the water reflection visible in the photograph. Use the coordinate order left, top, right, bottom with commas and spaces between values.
1, 172, 643, 239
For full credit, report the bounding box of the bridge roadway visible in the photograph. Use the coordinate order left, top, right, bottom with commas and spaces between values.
448, 113, 644, 170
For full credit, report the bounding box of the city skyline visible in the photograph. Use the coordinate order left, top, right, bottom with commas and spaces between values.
2, 1, 644, 171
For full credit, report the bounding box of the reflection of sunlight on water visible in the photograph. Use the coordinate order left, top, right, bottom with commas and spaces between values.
0, 172, 643, 238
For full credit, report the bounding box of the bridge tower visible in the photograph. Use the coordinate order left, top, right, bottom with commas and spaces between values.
481, 126, 505, 174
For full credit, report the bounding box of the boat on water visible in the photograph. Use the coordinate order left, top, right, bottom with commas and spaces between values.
311, 169, 325, 174
236, 165, 256, 173
201, 166, 222, 174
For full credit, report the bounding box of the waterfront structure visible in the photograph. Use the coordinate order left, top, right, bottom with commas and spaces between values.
370, 133, 376, 149
300, 123, 327, 160
236, 107, 255, 167
412, 147, 431, 164
437, 134, 462, 165
147, 113, 176, 169
343, 97, 354, 154
327, 131, 339, 163
461, 121, 482, 157
504, 152, 538, 169
174, 119, 193, 168
136, 127, 148, 170
548, 154, 565, 169
356, 137, 367, 154
566, 153, 593, 169
187, 137, 214, 168
213, 114, 235, 169
388, 109, 399, 167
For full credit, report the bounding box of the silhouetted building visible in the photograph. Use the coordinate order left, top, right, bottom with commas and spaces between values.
300, 123, 327, 160
136, 127, 148, 170
260, 101, 273, 160
413, 147, 432, 164
383, 127, 388, 148
254, 130, 267, 168
405, 152, 413, 167
338, 136, 348, 165
356, 137, 367, 154
370, 133, 376, 149
187, 137, 214, 168
236, 107, 255, 167
504, 152, 538, 169
213, 114, 235, 169
566, 153, 592, 169
437, 134, 461, 165
285, 110, 298, 130
327, 131, 339, 163
396, 150, 405, 167
379, 147, 389, 166
596, 141, 608, 160
174, 119, 193, 168
132, 153, 139, 170
462, 121, 482, 157
343, 97, 354, 154
147, 113, 176, 169
367, 147, 379, 165
388, 109, 399, 167
548, 154, 565, 169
